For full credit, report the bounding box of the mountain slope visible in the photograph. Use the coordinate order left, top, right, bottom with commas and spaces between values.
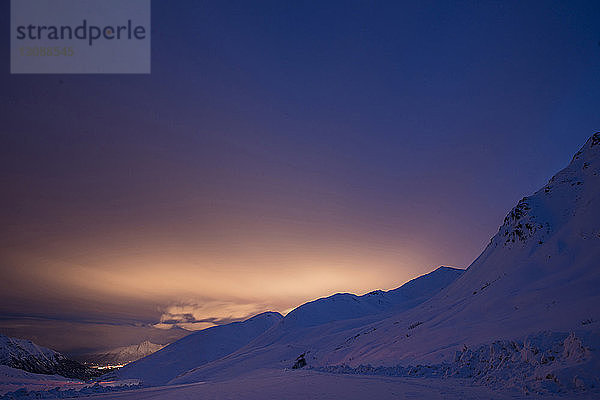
115, 311, 282, 385
0, 334, 100, 380
169, 266, 464, 384
314, 133, 600, 368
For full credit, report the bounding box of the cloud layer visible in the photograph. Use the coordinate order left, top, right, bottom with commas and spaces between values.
154, 301, 267, 330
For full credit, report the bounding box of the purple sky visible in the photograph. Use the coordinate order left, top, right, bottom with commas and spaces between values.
1, 1, 599, 354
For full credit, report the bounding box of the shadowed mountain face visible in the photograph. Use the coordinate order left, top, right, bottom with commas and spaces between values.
0, 334, 101, 380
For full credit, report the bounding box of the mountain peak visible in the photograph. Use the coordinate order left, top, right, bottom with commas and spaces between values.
556, 132, 600, 179
491, 132, 599, 251
433, 266, 464, 273
245, 311, 283, 322
572, 131, 600, 160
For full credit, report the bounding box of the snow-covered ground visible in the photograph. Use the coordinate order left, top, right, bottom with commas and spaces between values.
3, 368, 597, 399
0, 366, 81, 395
39, 369, 564, 400
0, 365, 139, 397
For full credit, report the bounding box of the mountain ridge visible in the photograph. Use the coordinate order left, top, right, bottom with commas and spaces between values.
168, 265, 465, 384
281, 266, 464, 329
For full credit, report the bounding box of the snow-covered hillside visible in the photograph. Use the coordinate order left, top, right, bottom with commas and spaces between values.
169, 266, 463, 384
81, 341, 165, 367
0, 365, 80, 395
0, 335, 98, 380
314, 133, 600, 367
114, 312, 282, 385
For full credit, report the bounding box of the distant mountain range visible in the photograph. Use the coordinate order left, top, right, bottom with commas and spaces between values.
80, 341, 166, 367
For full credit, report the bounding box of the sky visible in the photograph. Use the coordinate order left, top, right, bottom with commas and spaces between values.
1, 1, 599, 355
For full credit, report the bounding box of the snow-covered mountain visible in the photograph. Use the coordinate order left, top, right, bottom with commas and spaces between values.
170, 133, 600, 394
114, 311, 282, 385
168, 266, 464, 384
282, 266, 463, 329
81, 341, 165, 366
314, 132, 600, 368
0, 335, 100, 380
